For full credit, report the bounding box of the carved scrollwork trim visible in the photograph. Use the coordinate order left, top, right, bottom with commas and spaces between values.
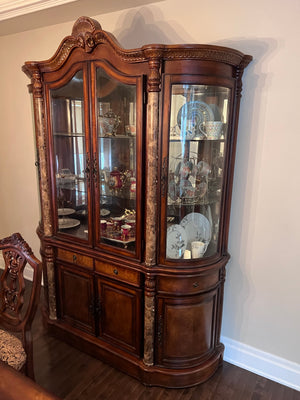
0, 234, 30, 319
0, 233, 33, 257
71, 16, 102, 37
22, 17, 252, 79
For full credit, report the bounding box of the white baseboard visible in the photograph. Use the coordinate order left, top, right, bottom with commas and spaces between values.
221, 335, 300, 392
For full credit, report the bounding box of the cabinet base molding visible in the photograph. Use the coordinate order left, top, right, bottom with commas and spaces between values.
44, 309, 224, 388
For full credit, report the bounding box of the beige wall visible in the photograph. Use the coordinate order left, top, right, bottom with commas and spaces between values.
0, 0, 299, 367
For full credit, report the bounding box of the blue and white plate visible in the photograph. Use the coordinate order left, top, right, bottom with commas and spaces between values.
177, 101, 214, 139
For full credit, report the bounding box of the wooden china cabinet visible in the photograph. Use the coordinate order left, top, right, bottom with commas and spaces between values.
22, 17, 251, 387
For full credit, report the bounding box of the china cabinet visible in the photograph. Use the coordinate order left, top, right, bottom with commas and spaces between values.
23, 16, 251, 387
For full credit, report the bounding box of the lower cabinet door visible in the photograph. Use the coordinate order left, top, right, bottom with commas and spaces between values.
156, 289, 218, 368
96, 276, 142, 356
57, 263, 95, 334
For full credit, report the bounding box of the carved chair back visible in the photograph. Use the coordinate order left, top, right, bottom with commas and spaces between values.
0, 233, 42, 379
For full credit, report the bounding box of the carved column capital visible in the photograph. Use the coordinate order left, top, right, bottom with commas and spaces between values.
147, 58, 162, 92
31, 69, 43, 98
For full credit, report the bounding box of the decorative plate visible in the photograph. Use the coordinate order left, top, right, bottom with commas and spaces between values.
58, 208, 75, 216
180, 212, 211, 248
58, 218, 80, 229
166, 224, 188, 259
177, 101, 214, 139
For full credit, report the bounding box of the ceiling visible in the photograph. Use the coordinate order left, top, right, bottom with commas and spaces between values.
0, 0, 160, 36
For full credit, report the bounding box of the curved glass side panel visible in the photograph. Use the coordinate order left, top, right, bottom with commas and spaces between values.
96, 67, 137, 252
50, 70, 88, 239
166, 84, 230, 260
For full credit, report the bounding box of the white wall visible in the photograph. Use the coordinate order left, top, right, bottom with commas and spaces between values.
0, 0, 299, 388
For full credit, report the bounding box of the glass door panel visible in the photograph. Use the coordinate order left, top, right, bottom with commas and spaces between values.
166, 84, 231, 260
51, 70, 89, 240
96, 67, 137, 252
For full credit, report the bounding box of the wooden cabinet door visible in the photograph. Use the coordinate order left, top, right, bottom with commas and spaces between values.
156, 289, 218, 368
96, 276, 142, 356
57, 263, 95, 334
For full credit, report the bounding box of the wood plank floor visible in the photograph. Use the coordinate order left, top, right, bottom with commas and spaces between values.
31, 303, 300, 400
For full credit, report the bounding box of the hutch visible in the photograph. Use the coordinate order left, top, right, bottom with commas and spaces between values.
23, 16, 252, 387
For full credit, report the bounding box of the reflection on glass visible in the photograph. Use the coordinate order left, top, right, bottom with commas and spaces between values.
166, 84, 230, 260
96, 67, 137, 251
51, 70, 88, 239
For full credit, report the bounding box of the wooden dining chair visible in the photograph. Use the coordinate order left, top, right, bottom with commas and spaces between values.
0, 233, 42, 380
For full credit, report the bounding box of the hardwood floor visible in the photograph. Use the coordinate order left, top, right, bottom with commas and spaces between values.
31, 301, 299, 400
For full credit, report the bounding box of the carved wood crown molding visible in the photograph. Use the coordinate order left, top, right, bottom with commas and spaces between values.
0, 232, 33, 257
22, 16, 252, 78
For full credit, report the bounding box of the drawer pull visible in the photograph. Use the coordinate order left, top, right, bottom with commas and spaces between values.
193, 282, 199, 288
73, 254, 77, 263
113, 268, 118, 275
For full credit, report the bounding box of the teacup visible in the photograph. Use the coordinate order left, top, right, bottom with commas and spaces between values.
204, 121, 223, 140
121, 224, 131, 239
106, 221, 114, 236
191, 241, 206, 259
100, 219, 107, 232
183, 249, 191, 259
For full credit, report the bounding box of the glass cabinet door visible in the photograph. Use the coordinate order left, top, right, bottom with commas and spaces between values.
94, 66, 138, 253
50, 70, 89, 240
164, 83, 231, 260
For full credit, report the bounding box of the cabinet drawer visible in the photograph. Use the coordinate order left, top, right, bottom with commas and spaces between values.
95, 260, 140, 287
157, 271, 219, 295
57, 249, 93, 270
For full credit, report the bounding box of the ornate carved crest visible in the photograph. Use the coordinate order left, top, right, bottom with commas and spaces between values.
22, 16, 252, 80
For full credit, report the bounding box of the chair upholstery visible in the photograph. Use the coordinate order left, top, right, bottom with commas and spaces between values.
0, 233, 42, 380
0, 330, 26, 370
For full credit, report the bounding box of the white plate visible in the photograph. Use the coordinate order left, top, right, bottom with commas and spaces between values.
180, 212, 211, 248
58, 208, 75, 216
58, 218, 80, 229
166, 224, 187, 259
